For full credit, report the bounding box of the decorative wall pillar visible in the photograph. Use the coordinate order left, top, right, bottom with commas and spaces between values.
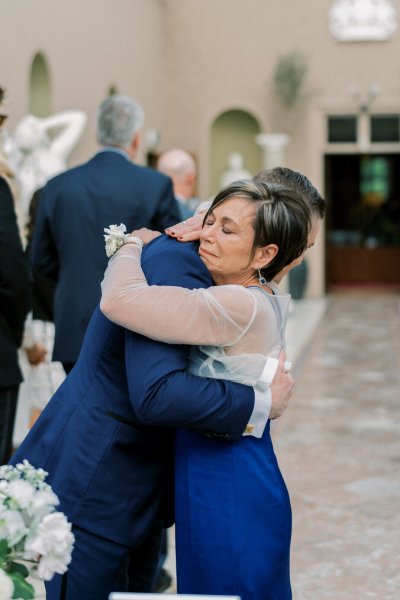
255, 133, 290, 170
255, 133, 291, 293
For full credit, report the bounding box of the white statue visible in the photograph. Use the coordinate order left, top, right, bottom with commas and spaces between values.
220, 152, 252, 188
9, 110, 87, 217
10, 111, 86, 442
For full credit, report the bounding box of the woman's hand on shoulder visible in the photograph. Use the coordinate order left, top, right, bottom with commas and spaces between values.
129, 228, 161, 245
165, 212, 204, 242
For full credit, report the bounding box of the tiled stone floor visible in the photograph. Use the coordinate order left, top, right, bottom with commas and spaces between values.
29, 292, 400, 598
274, 292, 400, 599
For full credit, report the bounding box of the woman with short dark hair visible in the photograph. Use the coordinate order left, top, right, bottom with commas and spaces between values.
101, 179, 312, 600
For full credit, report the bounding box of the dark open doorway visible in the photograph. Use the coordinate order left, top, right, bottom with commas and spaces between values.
325, 153, 400, 289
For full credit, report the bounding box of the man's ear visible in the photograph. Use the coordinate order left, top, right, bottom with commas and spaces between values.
129, 131, 141, 158
252, 244, 278, 270
185, 171, 196, 185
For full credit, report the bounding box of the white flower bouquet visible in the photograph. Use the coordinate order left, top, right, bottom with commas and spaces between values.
0, 460, 74, 600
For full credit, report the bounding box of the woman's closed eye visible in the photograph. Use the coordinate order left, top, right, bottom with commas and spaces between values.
205, 219, 232, 234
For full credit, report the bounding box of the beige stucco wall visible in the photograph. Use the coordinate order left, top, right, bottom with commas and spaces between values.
1, 0, 166, 165
1, 0, 400, 296
161, 0, 400, 295
162, 0, 400, 161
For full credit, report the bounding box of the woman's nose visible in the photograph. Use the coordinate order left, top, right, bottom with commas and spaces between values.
200, 226, 214, 242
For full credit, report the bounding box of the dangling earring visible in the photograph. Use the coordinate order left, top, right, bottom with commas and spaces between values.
258, 269, 267, 285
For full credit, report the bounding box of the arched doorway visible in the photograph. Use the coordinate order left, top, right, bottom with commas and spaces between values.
30, 52, 51, 116
209, 109, 262, 196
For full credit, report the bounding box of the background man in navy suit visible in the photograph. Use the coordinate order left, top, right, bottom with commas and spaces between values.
31, 94, 180, 373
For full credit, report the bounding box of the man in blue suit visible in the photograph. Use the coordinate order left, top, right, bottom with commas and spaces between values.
31, 94, 180, 373
11, 229, 292, 599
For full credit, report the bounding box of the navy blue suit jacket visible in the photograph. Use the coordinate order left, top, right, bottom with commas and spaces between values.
0, 177, 31, 388
12, 236, 255, 548
31, 150, 180, 362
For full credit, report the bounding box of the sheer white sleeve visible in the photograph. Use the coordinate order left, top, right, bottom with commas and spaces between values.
100, 244, 258, 346
101, 242, 292, 439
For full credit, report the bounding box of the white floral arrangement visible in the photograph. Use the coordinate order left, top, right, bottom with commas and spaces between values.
0, 460, 74, 600
104, 223, 129, 258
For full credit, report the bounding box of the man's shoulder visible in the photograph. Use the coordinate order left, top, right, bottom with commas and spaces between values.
129, 162, 170, 187
46, 154, 169, 189
44, 160, 91, 188
142, 236, 209, 285
97, 151, 167, 181
143, 235, 199, 261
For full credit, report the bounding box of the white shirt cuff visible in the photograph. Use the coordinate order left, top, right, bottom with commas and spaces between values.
243, 356, 285, 438
243, 386, 271, 438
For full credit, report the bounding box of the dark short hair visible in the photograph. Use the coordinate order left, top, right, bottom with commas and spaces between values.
254, 167, 326, 219
205, 179, 311, 281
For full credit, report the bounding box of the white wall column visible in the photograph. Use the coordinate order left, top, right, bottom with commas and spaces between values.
255, 133, 291, 292
255, 133, 290, 170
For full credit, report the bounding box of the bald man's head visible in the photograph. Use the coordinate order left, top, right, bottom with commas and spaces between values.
158, 149, 196, 201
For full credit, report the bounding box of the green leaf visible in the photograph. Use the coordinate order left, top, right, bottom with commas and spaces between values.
0, 538, 10, 558
9, 561, 29, 578
10, 571, 35, 600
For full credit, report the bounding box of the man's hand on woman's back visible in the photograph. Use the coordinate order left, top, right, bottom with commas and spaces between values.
269, 351, 294, 419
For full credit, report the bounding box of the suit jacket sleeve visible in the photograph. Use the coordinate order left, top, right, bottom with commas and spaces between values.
124, 241, 255, 441
30, 182, 59, 281
0, 177, 32, 346
151, 177, 181, 230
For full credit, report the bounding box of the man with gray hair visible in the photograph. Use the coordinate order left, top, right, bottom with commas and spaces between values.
158, 148, 199, 219
31, 95, 180, 373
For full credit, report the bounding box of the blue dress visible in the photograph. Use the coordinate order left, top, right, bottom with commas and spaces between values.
174, 285, 293, 600
175, 421, 292, 600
